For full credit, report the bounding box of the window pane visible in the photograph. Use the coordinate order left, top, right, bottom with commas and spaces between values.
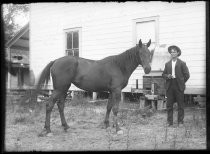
136, 21, 156, 43
74, 49, 79, 57
66, 50, 73, 56
73, 32, 79, 48
67, 33, 72, 49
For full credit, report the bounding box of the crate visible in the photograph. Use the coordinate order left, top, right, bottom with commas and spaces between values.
143, 71, 165, 95
145, 94, 158, 100
193, 95, 206, 107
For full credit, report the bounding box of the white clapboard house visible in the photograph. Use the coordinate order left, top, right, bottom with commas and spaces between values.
29, 2, 206, 98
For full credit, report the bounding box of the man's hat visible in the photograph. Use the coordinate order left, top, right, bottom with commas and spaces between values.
168, 45, 181, 56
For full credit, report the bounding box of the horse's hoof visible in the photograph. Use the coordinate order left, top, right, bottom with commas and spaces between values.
63, 125, 70, 132
102, 125, 109, 129
117, 130, 123, 135
38, 133, 44, 137
46, 132, 53, 137
38, 132, 47, 137
98, 122, 109, 129
38, 129, 51, 137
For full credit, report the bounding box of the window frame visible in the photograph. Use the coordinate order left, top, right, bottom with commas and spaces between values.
64, 27, 82, 57
132, 16, 159, 46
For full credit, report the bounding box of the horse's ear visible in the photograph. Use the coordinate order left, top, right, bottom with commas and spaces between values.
147, 39, 151, 47
139, 39, 142, 48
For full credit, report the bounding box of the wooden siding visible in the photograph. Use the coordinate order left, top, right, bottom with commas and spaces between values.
30, 2, 206, 94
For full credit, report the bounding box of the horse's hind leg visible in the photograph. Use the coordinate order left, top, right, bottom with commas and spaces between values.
38, 90, 60, 137
57, 92, 70, 131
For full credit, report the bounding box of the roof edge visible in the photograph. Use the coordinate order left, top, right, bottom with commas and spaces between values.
6, 22, 29, 48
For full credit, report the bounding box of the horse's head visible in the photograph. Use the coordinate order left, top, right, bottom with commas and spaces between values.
138, 39, 152, 74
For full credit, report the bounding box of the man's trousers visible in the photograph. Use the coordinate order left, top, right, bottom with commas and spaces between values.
166, 78, 184, 125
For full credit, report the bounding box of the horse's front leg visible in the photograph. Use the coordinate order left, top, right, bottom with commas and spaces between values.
112, 90, 123, 134
103, 95, 113, 128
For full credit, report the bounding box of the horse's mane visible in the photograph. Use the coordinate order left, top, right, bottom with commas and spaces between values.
97, 45, 142, 73
106, 45, 141, 73
114, 46, 140, 65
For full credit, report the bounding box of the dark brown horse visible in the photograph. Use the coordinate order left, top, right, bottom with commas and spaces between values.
35, 39, 152, 136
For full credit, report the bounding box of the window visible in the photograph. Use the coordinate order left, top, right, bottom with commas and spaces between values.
65, 28, 81, 57
133, 16, 159, 50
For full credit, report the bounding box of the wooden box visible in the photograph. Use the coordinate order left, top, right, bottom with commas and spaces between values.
143, 71, 166, 95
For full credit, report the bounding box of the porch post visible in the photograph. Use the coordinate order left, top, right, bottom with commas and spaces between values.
8, 69, 11, 90
7, 48, 11, 91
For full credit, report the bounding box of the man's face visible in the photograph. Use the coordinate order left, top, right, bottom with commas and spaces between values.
170, 49, 178, 58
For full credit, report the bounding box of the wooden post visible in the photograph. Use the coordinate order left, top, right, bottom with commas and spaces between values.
18, 67, 21, 88
136, 79, 138, 89
151, 100, 156, 110
93, 92, 97, 100
8, 69, 11, 90
121, 92, 125, 103
139, 97, 145, 109
189, 94, 192, 105
71, 91, 75, 99
157, 100, 163, 110
49, 90, 52, 96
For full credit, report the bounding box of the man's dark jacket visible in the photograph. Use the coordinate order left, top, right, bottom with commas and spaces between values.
162, 58, 190, 92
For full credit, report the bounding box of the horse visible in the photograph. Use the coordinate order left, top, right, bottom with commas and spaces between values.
34, 39, 152, 137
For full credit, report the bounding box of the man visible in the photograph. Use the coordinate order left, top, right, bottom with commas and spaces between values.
162, 45, 190, 127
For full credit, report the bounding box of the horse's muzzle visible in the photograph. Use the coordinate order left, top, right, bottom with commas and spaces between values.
144, 66, 151, 74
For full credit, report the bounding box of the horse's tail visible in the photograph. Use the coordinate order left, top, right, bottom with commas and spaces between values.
34, 60, 55, 96
19, 60, 55, 108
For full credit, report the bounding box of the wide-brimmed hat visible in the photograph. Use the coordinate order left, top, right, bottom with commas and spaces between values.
168, 45, 181, 56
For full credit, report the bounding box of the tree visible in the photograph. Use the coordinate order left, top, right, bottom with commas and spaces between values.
2, 4, 29, 42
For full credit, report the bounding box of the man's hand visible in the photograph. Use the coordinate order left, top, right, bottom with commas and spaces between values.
167, 74, 174, 79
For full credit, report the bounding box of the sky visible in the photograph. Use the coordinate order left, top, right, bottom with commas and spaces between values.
15, 12, 29, 28
3, 4, 29, 29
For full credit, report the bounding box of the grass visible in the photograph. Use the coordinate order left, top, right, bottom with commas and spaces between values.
71, 97, 206, 150
106, 127, 113, 150
5, 93, 206, 150
126, 113, 132, 150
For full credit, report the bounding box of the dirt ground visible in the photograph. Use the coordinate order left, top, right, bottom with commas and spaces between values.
4, 98, 206, 151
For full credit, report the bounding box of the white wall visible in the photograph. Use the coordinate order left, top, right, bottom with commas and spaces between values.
30, 2, 206, 94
